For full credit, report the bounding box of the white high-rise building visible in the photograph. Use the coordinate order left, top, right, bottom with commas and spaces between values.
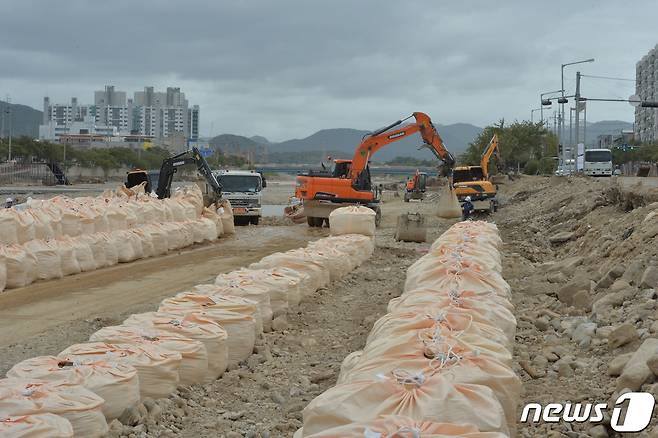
635, 45, 658, 142
39, 85, 199, 143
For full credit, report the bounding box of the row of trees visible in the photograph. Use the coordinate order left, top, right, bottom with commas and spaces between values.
460, 120, 559, 175
0, 137, 246, 171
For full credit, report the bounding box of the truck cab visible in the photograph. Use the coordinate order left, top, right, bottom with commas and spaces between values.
211, 169, 265, 225
584, 149, 613, 177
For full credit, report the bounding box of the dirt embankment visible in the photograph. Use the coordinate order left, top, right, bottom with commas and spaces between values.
496, 175, 658, 437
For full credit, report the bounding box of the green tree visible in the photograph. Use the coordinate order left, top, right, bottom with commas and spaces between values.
459, 120, 558, 174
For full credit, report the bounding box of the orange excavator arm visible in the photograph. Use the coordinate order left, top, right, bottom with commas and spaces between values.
480, 133, 500, 179
349, 112, 455, 184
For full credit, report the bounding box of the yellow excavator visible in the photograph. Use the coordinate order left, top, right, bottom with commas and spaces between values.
453, 133, 501, 213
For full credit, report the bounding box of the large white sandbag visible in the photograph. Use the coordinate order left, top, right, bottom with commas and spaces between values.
159, 295, 257, 367
302, 372, 509, 435
1, 245, 38, 288
216, 268, 302, 315
14, 210, 36, 244
143, 223, 169, 256
208, 280, 273, 332
55, 238, 81, 276
186, 287, 262, 334
0, 209, 19, 244
161, 222, 186, 250
90, 325, 208, 386
250, 252, 329, 293
202, 206, 224, 237
329, 206, 376, 237
113, 230, 137, 263
0, 378, 108, 437
217, 199, 235, 235
24, 239, 63, 280
198, 217, 219, 241
105, 204, 128, 230
70, 237, 96, 272
130, 228, 154, 258
7, 356, 140, 421
79, 234, 107, 269
97, 232, 119, 267
0, 413, 74, 438
28, 209, 57, 241
59, 342, 181, 400
123, 312, 228, 382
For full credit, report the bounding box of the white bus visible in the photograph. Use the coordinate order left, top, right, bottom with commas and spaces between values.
584, 148, 613, 177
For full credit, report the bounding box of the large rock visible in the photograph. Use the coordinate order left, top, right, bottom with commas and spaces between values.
595, 265, 626, 291
545, 256, 584, 277
616, 338, 658, 390
608, 323, 639, 349
647, 353, 658, 376
623, 259, 646, 286
572, 290, 592, 311
608, 352, 633, 376
640, 266, 658, 289
592, 292, 625, 317
549, 231, 575, 244
557, 276, 592, 306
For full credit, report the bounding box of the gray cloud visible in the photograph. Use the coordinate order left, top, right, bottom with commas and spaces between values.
0, 0, 652, 140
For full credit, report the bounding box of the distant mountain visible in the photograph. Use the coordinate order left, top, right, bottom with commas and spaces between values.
270, 123, 483, 162
250, 135, 271, 144
0, 101, 42, 138
209, 134, 266, 158
563, 120, 634, 146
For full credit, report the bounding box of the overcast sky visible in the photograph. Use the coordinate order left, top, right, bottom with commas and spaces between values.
1, 0, 654, 141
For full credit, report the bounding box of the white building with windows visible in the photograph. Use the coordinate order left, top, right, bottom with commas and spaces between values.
39, 85, 200, 143
636, 45, 658, 142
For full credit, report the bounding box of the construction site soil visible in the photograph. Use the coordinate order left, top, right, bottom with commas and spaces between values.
4, 175, 658, 437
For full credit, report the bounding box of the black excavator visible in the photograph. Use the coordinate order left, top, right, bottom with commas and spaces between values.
125, 147, 223, 206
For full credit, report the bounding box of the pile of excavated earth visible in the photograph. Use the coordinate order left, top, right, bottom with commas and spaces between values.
499, 175, 658, 437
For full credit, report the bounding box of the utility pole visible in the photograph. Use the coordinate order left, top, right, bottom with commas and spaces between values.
574, 71, 581, 165
6, 95, 11, 162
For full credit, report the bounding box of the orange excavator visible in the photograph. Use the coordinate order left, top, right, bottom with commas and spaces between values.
404, 170, 428, 202
295, 112, 455, 227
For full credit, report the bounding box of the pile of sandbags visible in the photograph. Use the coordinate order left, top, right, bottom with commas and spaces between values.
0, 185, 230, 292
298, 221, 518, 437
0, 233, 375, 434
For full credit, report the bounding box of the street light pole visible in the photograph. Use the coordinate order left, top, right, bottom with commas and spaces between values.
540, 89, 563, 126
531, 108, 542, 123
560, 58, 594, 147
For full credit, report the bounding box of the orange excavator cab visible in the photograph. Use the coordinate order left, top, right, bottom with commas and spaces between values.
295, 112, 455, 227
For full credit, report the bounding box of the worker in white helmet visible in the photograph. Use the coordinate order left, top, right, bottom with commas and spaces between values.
5, 197, 14, 208
461, 196, 474, 221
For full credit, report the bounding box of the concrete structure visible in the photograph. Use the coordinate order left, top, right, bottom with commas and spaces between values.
40, 85, 199, 144
635, 45, 658, 141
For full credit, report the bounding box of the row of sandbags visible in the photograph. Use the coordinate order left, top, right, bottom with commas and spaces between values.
0, 233, 375, 437
296, 221, 519, 437
0, 186, 236, 292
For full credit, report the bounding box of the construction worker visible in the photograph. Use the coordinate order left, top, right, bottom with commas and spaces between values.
461, 196, 474, 221
5, 198, 14, 208
406, 178, 414, 191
